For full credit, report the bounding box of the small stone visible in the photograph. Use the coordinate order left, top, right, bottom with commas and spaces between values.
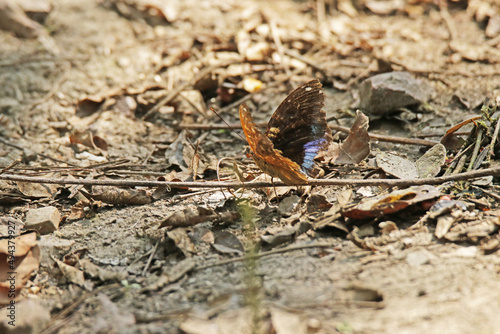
278, 195, 300, 217
451, 246, 478, 258
406, 249, 434, 266
25, 206, 61, 235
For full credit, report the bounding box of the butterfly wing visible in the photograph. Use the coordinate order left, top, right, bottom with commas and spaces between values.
265, 79, 332, 176
239, 103, 308, 185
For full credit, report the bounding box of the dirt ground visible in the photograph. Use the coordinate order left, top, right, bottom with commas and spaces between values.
2, 0, 500, 333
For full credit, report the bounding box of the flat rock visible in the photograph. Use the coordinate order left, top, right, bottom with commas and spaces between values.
25, 206, 61, 235
359, 71, 433, 115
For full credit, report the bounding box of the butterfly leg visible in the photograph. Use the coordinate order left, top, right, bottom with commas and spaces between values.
270, 177, 280, 204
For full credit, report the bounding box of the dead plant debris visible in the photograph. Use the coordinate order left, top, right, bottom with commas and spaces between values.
1, 0, 500, 333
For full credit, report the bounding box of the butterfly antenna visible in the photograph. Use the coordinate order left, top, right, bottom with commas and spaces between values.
210, 107, 247, 142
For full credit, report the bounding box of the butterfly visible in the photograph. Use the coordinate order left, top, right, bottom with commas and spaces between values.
239, 79, 332, 185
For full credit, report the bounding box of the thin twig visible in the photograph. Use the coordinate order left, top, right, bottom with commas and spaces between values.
468, 128, 483, 171
0, 159, 21, 174
329, 124, 439, 147
142, 240, 160, 276
178, 122, 439, 147
195, 242, 336, 271
2, 166, 500, 188
489, 116, 500, 158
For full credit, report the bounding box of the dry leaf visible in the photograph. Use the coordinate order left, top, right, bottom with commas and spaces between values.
69, 130, 108, 151
166, 228, 196, 257
342, 185, 441, 219
55, 258, 85, 286
335, 110, 370, 164
0, 232, 40, 305
0, 217, 24, 237
376, 152, 419, 179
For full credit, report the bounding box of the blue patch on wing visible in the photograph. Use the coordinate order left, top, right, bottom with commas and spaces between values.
301, 138, 328, 174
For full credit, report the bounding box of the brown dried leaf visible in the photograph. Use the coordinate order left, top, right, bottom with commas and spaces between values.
342, 185, 441, 219
16, 181, 58, 198
0, 217, 24, 237
440, 116, 481, 150
335, 111, 370, 164
0, 232, 40, 305
166, 228, 196, 257
260, 221, 312, 250
0, 232, 38, 256
212, 231, 244, 255
55, 258, 85, 286
76, 98, 104, 118
165, 131, 210, 175
69, 130, 108, 151
67, 199, 92, 221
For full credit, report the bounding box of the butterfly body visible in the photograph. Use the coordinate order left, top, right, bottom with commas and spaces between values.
239, 79, 332, 185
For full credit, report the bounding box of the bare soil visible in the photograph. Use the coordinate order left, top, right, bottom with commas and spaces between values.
1, 0, 500, 333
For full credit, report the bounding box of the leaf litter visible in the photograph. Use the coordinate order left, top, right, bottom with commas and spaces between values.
1, 0, 500, 333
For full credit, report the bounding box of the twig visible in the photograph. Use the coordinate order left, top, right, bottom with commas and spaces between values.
195, 242, 336, 271
2, 166, 500, 188
489, 116, 500, 158
142, 240, 160, 276
0, 159, 21, 174
468, 128, 483, 171
471, 185, 500, 202
328, 124, 439, 147
178, 122, 439, 147
124, 248, 154, 272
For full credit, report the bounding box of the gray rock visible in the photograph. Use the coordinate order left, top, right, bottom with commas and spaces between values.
25, 206, 61, 235
359, 71, 433, 115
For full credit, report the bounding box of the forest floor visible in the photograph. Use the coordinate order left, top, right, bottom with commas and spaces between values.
1, 0, 500, 333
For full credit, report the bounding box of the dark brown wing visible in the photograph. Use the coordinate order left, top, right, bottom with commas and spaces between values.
265, 79, 332, 176
239, 103, 308, 185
